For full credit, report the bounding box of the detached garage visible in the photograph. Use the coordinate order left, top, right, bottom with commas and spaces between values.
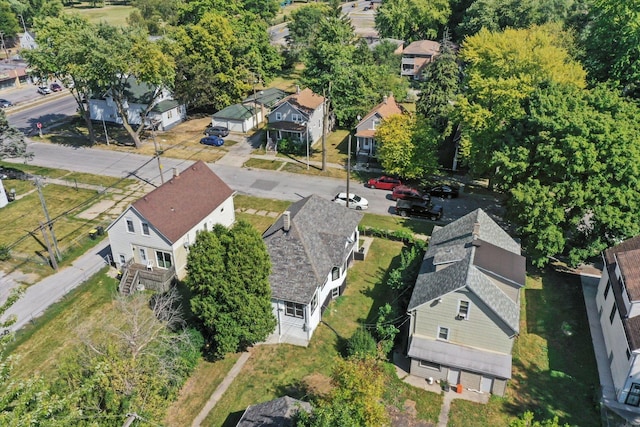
212, 103, 262, 133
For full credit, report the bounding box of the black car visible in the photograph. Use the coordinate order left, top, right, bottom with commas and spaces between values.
0, 99, 12, 108
427, 184, 459, 199
395, 199, 443, 220
205, 126, 230, 137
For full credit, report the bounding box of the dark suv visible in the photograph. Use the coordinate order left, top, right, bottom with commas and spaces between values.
205, 126, 230, 137
395, 199, 443, 220
391, 185, 429, 201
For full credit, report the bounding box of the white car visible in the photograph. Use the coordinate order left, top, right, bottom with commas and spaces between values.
332, 192, 369, 210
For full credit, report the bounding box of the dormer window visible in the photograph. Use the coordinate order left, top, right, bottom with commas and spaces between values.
458, 300, 470, 320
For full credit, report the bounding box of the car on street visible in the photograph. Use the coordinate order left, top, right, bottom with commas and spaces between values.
366, 175, 402, 190
427, 184, 459, 199
0, 99, 12, 108
395, 199, 443, 220
50, 83, 63, 92
37, 86, 52, 95
200, 136, 225, 147
205, 125, 230, 137
391, 185, 429, 201
333, 192, 369, 210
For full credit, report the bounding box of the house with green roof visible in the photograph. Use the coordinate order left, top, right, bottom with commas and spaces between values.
89, 77, 185, 131
406, 208, 525, 396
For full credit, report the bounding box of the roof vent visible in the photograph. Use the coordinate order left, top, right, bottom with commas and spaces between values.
283, 211, 291, 232
472, 221, 480, 240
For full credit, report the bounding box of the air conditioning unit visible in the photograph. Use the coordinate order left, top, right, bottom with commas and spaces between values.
458, 313, 467, 320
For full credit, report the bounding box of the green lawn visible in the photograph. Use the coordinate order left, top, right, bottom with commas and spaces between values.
65, 4, 134, 26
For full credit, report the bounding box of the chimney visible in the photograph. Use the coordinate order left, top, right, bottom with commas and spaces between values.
472, 221, 480, 240
173, 167, 179, 178
283, 211, 291, 232
296, 85, 301, 94
383, 95, 388, 104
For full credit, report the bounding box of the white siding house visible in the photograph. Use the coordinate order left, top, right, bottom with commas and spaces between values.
407, 209, 526, 396
107, 161, 235, 293
263, 195, 363, 346
89, 77, 186, 131
595, 236, 640, 423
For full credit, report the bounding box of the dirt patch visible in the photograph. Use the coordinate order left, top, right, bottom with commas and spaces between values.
387, 401, 435, 427
302, 372, 333, 398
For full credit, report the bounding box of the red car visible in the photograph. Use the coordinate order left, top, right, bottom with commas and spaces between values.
392, 185, 430, 201
50, 83, 63, 92
366, 176, 402, 190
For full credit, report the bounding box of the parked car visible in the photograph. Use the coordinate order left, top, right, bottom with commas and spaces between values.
0, 99, 12, 108
37, 86, 52, 95
427, 184, 459, 199
366, 176, 402, 190
391, 185, 429, 201
205, 126, 230, 137
395, 199, 443, 220
200, 136, 224, 147
333, 192, 369, 210
50, 83, 63, 92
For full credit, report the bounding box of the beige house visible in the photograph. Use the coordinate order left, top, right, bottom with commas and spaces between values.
401, 40, 441, 80
407, 209, 526, 395
107, 161, 235, 294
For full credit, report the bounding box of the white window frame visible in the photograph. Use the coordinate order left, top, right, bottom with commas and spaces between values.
418, 360, 441, 371
285, 301, 304, 318
458, 300, 470, 320
332, 266, 340, 281
437, 326, 449, 341
156, 250, 173, 269
126, 219, 135, 233
292, 113, 301, 122
311, 293, 318, 313
275, 112, 282, 121
141, 222, 150, 236
118, 254, 126, 265
332, 287, 340, 299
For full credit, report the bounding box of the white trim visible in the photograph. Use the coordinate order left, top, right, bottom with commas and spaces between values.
437, 325, 449, 341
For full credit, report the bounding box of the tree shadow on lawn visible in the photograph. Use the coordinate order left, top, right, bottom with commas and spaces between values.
361, 254, 404, 325
512, 267, 600, 426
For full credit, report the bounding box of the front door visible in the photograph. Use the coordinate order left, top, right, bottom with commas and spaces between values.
448, 368, 460, 385
480, 376, 492, 393
139, 248, 147, 263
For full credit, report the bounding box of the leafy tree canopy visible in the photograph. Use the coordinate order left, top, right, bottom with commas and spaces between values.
375, 0, 450, 43
185, 221, 276, 358
0, 1, 20, 37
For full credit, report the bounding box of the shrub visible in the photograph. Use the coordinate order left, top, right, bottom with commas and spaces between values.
277, 137, 306, 156
0, 245, 10, 261
346, 328, 377, 359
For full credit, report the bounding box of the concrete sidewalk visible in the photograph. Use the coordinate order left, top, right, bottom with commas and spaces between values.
2, 239, 111, 332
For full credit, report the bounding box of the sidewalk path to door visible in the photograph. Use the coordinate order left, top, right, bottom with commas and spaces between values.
1, 239, 111, 332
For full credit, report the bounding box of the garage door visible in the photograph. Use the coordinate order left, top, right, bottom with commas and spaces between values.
480, 376, 492, 393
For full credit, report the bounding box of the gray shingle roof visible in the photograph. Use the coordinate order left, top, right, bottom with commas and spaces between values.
263, 195, 363, 304
236, 396, 312, 427
408, 208, 525, 334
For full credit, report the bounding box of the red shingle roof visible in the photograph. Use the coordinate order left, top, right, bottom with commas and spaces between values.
131, 161, 233, 243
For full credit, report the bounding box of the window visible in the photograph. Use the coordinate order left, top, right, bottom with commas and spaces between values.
311, 293, 318, 313
141, 222, 150, 236
292, 113, 300, 122
458, 300, 470, 320
418, 360, 441, 371
627, 383, 640, 407
332, 266, 340, 281
610, 303, 617, 324
372, 119, 380, 129
438, 326, 449, 341
285, 301, 304, 318
118, 254, 126, 265
275, 112, 282, 121
167, 110, 173, 119
604, 282, 611, 300
156, 251, 172, 268
126, 219, 135, 233
332, 288, 340, 299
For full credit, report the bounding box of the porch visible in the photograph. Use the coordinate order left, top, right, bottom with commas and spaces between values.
118, 259, 176, 295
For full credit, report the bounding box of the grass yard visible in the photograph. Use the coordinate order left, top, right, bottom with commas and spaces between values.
244, 158, 285, 171
65, 4, 134, 26
448, 267, 600, 426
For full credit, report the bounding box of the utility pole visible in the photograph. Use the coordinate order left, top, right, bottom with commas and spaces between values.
151, 121, 164, 184
35, 178, 61, 262
39, 222, 58, 271
321, 82, 331, 172
346, 135, 351, 208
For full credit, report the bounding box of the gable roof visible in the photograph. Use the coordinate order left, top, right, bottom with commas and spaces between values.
356, 94, 404, 131
273, 88, 324, 116
403, 40, 441, 56
263, 195, 363, 304
113, 161, 234, 243
236, 396, 311, 427
408, 209, 525, 334
213, 103, 255, 120
604, 236, 640, 350
243, 87, 288, 108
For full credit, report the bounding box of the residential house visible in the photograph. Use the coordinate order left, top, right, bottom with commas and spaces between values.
19, 32, 37, 50
401, 40, 441, 80
354, 94, 404, 158
107, 161, 235, 294
407, 208, 525, 396
263, 194, 363, 346
212, 103, 259, 133
0, 65, 27, 91
89, 77, 186, 131
236, 396, 311, 427
266, 87, 326, 149
595, 236, 640, 423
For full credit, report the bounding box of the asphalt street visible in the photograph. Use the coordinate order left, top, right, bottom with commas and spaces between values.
6, 93, 77, 134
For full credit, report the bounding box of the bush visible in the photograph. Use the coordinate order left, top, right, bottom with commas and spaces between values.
0, 245, 10, 261
346, 328, 377, 359
277, 137, 306, 156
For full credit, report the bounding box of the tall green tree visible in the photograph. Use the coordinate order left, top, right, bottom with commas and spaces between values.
27, 15, 101, 145
455, 24, 586, 175
495, 83, 640, 266
0, 110, 28, 160
186, 221, 276, 358
375, 114, 439, 178
582, 0, 640, 96
0, 1, 20, 38
287, 3, 332, 61
375, 0, 450, 43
